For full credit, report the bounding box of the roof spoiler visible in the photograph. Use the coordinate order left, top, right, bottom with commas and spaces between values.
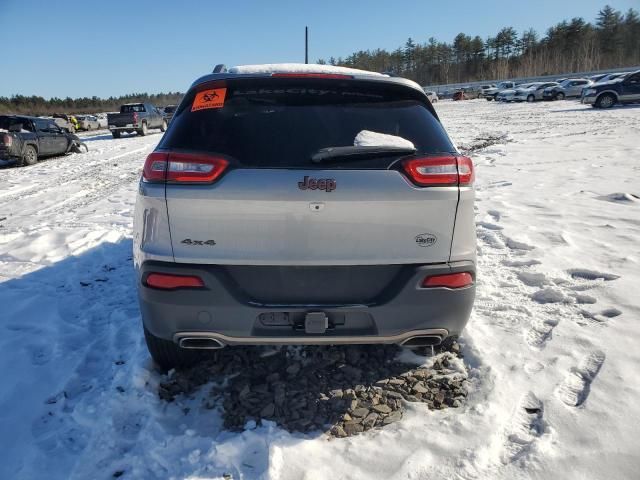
213, 64, 227, 73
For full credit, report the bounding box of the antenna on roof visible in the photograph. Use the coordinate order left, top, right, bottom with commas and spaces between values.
213, 64, 227, 73
305, 26, 309, 64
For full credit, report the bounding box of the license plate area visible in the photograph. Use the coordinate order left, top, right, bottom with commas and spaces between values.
253, 310, 375, 337
257, 311, 346, 330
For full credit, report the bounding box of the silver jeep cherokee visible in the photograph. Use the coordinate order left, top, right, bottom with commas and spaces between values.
134, 64, 476, 369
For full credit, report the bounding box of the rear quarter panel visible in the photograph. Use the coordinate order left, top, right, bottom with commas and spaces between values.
133, 182, 175, 274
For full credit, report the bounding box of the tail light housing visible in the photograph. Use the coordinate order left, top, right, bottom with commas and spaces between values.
145, 273, 205, 290
402, 156, 474, 187
132, 112, 139, 124
422, 272, 474, 289
1, 133, 12, 147
143, 152, 229, 184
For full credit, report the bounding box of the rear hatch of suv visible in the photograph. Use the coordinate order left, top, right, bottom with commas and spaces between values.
153, 75, 465, 268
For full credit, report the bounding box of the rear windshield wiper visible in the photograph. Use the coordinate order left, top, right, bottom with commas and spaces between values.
310, 145, 416, 164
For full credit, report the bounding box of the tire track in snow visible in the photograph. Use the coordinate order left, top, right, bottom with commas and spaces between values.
0, 141, 154, 208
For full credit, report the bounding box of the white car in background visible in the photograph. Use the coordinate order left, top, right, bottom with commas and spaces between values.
496, 83, 532, 102
483, 81, 516, 101
424, 91, 439, 103
95, 113, 108, 129
513, 82, 559, 102
76, 115, 100, 131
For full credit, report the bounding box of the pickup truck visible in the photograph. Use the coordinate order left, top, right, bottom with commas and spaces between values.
0, 115, 88, 167
581, 70, 640, 108
483, 81, 517, 101
107, 103, 167, 138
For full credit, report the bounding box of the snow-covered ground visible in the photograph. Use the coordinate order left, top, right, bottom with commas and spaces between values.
1, 100, 639, 479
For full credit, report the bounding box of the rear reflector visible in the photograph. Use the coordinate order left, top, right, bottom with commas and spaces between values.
271, 73, 353, 79
145, 273, 205, 290
402, 156, 474, 187
422, 272, 473, 289
142, 152, 229, 184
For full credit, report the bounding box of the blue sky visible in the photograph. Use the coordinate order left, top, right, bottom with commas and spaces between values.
0, 0, 636, 98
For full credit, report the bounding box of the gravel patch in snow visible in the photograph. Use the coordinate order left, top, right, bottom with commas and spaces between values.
158, 343, 467, 437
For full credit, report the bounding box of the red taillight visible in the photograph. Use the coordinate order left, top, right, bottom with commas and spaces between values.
142, 152, 229, 184
457, 156, 475, 185
145, 273, 205, 290
422, 272, 474, 289
142, 152, 168, 182
271, 73, 353, 79
1, 133, 12, 147
402, 156, 474, 187
166, 152, 229, 183
133, 112, 139, 124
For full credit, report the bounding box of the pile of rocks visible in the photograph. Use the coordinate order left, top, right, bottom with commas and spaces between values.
158, 343, 468, 438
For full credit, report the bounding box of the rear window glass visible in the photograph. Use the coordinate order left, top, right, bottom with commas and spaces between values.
160, 79, 455, 169
121, 104, 146, 113
0, 116, 21, 130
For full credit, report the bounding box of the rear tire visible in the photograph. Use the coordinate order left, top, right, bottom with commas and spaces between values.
138, 122, 148, 136
160, 120, 167, 132
143, 326, 205, 371
556, 92, 565, 100
21, 145, 38, 166
595, 93, 616, 109
527, 94, 535, 103
111, 130, 121, 139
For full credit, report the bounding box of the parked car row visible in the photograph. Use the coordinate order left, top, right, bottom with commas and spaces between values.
435, 69, 640, 109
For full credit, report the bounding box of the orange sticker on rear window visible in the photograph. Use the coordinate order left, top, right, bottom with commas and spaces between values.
191, 88, 227, 111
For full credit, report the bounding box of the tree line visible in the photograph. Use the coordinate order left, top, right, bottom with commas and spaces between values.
318, 5, 640, 85
0, 92, 184, 116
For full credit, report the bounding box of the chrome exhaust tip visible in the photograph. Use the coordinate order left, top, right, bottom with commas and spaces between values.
178, 336, 225, 350
400, 335, 442, 348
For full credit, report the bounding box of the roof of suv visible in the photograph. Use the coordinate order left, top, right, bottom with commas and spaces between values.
190, 63, 426, 95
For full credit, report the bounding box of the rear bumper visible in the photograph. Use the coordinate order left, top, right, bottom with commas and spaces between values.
138, 260, 476, 345
109, 125, 139, 130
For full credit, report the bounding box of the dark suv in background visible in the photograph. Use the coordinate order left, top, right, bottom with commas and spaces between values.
133, 64, 476, 369
582, 70, 640, 108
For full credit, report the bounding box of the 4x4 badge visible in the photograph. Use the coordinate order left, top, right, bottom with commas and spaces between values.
298, 176, 336, 192
415, 233, 437, 247
181, 239, 216, 246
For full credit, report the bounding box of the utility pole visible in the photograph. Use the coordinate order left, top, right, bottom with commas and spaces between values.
305, 26, 309, 64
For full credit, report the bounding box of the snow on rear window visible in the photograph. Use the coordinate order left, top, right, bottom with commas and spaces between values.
228, 63, 385, 77
354, 130, 415, 150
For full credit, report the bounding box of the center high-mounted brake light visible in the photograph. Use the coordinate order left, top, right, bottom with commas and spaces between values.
271, 73, 353, 79
402, 156, 474, 187
142, 152, 229, 184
